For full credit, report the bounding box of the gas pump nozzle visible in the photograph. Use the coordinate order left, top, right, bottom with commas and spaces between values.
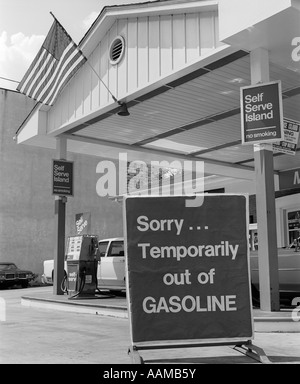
90, 237, 100, 261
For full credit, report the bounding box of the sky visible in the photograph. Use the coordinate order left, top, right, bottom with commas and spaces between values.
0, 0, 157, 90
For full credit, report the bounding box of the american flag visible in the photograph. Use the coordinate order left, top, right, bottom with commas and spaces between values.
17, 16, 87, 106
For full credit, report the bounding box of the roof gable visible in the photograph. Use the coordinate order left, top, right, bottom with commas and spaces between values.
48, 1, 222, 133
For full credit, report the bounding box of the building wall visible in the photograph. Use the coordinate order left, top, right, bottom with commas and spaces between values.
0, 89, 123, 279
48, 10, 221, 134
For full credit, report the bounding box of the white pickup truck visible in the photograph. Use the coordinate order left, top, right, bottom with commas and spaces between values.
42, 237, 300, 304
41, 238, 126, 292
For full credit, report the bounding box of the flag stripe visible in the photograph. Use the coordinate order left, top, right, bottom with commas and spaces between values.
25, 53, 53, 97
30, 57, 56, 100
42, 48, 83, 105
18, 49, 49, 94
33, 42, 75, 102
44, 50, 86, 105
45, 52, 82, 105
41, 45, 84, 105
17, 18, 87, 106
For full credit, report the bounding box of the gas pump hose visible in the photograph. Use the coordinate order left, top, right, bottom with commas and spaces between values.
61, 274, 68, 294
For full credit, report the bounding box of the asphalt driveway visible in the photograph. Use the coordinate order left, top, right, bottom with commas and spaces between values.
0, 286, 299, 365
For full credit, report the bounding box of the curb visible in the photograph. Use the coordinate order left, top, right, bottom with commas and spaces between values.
21, 295, 300, 332
253, 316, 300, 333
21, 296, 128, 318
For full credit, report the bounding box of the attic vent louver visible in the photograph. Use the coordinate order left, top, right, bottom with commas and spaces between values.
109, 36, 125, 65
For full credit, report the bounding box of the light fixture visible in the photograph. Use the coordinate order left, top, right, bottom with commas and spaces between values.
117, 102, 130, 116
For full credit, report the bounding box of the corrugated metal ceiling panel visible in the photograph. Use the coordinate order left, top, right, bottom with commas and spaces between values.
283, 95, 300, 122
270, 64, 300, 90
196, 143, 254, 164
273, 153, 300, 171
74, 57, 250, 144
239, 152, 300, 172
72, 54, 299, 169
145, 115, 242, 153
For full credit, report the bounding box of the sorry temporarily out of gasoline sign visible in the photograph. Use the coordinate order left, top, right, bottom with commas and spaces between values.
241, 81, 284, 144
124, 195, 253, 345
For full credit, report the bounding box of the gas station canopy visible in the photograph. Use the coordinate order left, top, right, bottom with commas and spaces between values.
16, 0, 300, 188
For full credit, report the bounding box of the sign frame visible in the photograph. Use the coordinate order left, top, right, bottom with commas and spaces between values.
52, 159, 74, 197
123, 194, 254, 350
240, 80, 284, 145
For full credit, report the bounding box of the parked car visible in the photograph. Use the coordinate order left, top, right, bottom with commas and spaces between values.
0, 262, 35, 288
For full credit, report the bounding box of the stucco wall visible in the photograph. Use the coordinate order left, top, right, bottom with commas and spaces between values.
0, 89, 123, 279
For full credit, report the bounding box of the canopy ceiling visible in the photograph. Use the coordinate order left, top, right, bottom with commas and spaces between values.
16, 0, 300, 189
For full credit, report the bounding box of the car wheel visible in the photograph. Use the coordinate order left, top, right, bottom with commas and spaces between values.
251, 283, 260, 307
21, 281, 29, 288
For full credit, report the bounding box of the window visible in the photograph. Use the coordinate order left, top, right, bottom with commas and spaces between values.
287, 209, 300, 246
108, 241, 124, 257
98, 241, 109, 257
0, 263, 16, 270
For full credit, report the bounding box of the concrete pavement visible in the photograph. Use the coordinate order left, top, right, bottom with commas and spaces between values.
0, 286, 299, 364
21, 285, 300, 333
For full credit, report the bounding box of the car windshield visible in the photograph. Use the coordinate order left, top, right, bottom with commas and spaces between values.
0, 263, 17, 270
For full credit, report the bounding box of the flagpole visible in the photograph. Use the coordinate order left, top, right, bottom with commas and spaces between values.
49, 11, 75, 43
86, 62, 119, 103
49, 11, 119, 104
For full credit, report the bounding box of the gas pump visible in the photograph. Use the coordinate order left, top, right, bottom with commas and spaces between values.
65, 234, 100, 299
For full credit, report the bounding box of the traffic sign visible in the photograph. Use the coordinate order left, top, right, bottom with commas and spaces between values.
52, 159, 74, 196
241, 81, 284, 144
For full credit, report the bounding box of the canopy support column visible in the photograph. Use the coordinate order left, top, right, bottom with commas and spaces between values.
251, 48, 280, 311
53, 137, 67, 295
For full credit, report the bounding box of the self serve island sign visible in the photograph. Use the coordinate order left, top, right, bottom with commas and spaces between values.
124, 195, 253, 345
240, 81, 284, 144
52, 159, 74, 196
